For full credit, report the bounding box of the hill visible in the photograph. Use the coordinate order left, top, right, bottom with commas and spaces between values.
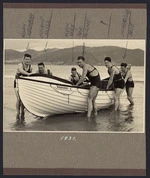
4, 46, 144, 66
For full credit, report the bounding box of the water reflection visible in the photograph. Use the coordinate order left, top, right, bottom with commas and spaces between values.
13, 116, 26, 130
11, 103, 135, 132
86, 104, 135, 132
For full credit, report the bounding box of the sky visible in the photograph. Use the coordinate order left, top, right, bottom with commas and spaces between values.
4, 39, 145, 51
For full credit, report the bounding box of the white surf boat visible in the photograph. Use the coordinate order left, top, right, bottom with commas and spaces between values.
17, 74, 115, 117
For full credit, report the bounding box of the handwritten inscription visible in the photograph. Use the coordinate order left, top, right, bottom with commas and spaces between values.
65, 13, 90, 39
39, 16, 45, 38
21, 24, 26, 38
65, 23, 76, 38
128, 22, 134, 37
39, 12, 53, 38
121, 9, 134, 38
45, 19, 52, 38
60, 136, 76, 141
77, 27, 83, 38
121, 9, 130, 37
100, 13, 112, 38
21, 13, 35, 38
82, 19, 90, 38
65, 21, 90, 39
27, 13, 35, 38
100, 20, 108, 26
122, 11, 134, 59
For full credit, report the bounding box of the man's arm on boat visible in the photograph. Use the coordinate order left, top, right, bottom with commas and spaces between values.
17, 63, 31, 76
124, 70, 131, 83
76, 66, 88, 86
107, 68, 115, 89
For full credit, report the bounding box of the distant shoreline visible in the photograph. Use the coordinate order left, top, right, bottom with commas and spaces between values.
4, 62, 144, 67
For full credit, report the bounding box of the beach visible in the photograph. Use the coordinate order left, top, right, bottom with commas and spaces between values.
3, 64, 145, 132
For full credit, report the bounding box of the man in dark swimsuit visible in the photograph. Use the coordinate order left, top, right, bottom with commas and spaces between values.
121, 63, 134, 105
76, 56, 101, 118
104, 57, 125, 111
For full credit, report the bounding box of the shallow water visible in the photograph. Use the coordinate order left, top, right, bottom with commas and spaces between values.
3, 64, 145, 132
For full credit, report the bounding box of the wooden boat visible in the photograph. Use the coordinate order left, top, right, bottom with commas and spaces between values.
17, 74, 115, 117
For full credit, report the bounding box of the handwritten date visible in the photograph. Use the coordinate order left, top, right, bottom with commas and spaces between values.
60, 136, 76, 141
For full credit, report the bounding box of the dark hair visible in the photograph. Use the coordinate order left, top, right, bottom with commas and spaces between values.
77, 56, 85, 61
38, 62, 45, 67
24, 53, 31, 58
71, 67, 76, 71
121, 63, 127, 67
104, 57, 111, 62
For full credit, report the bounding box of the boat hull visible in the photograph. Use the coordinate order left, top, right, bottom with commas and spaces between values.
18, 75, 114, 117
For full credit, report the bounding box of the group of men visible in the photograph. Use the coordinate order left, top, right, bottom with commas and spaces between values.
14, 53, 134, 119
69, 56, 134, 117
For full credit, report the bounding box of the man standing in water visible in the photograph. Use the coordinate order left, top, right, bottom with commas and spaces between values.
121, 63, 134, 105
104, 57, 125, 111
76, 56, 101, 118
14, 53, 33, 119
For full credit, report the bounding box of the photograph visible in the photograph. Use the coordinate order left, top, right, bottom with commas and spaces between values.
3, 39, 145, 132
3, 3, 147, 176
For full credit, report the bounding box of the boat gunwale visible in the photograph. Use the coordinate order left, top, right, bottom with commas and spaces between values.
18, 75, 114, 91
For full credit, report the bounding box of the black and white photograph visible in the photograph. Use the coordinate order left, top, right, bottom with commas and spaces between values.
3, 39, 145, 132
3, 3, 147, 176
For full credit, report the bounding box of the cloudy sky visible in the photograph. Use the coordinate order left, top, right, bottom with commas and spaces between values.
4, 39, 145, 51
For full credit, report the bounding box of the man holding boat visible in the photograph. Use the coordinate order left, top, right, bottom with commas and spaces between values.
104, 57, 125, 111
76, 56, 101, 118
14, 53, 33, 119
69, 67, 82, 85
36, 62, 52, 75
121, 63, 134, 105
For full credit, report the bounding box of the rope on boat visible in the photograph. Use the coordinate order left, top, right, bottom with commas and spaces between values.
50, 84, 75, 103
77, 88, 88, 96
77, 88, 114, 104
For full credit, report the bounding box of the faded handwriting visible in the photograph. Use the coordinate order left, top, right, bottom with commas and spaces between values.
82, 13, 90, 39
121, 9, 134, 38
21, 24, 26, 38
21, 13, 35, 38
77, 27, 83, 38
65, 13, 90, 39
121, 9, 130, 37
100, 20, 108, 26
122, 11, 134, 59
65, 23, 71, 37
65, 23, 78, 38
39, 16, 45, 38
39, 11, 53, 39
83, 19, 90, 39
65, 13, 76, 38
27, 13, 35, 38
126, 11, 134, 39
45, 19, 51, 38
128, 19, 134, 37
